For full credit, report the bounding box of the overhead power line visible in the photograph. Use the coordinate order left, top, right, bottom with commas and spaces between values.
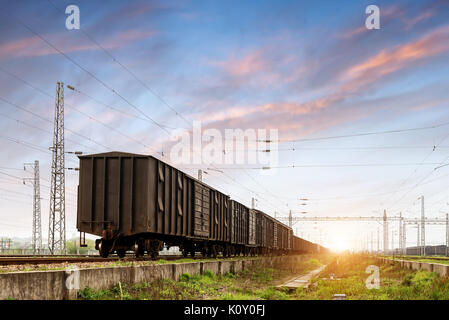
12, 15, 172, 139
270, 121, 449, 143
184, 162, 445, 170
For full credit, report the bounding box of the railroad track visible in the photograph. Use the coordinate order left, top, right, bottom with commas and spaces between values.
393, 256, 449, 261
0, 255, 185, 266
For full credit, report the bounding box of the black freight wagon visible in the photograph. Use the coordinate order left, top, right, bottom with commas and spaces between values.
77, 152, 329, 258
77, 152, 230, 258
229, 200, 250, 255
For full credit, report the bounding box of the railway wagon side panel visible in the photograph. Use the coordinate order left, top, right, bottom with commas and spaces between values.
284, 227, 290, 249
209, 189, 230, 242
230, 201, 249, 245
278, 225, 284, 249
273, 222, 278, 248
288, 229, 292, 250
193, 181, 210, 238
149, 158, 195, 238
265, 216, 274, 248
78, 153, 197, 239
255, 210, 263, 246
78, 154, 150, 237
248, 209, 257, 246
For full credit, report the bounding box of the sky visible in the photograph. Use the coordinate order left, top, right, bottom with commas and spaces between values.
0, 0, 449, 251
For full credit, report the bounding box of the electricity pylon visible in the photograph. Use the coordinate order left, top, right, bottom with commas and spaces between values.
24, 160, 42, 254
48, 82, 66, 255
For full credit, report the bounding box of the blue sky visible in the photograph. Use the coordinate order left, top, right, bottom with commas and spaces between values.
0, 0, 449, 251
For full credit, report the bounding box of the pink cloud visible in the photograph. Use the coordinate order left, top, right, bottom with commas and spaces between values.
403, 8, 436, 30
338, 26, 367, 40
344, 24, 449, 81
188, 24, 449, 134
0, 29, 156, 60
209, 51, 266, 77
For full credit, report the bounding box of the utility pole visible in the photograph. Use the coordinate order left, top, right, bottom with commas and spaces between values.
198, 169, 202, 182
24, 161, 42, 254
48, 82, 66, 255
417, 225, 420, 254
419, 196, 425, 256
377, 228, 380, 253
252, 198, 255, 209
403, 223, 407, 255
383, 210, 388, 254
391, 230, 394, 254
446, 213, 449, 257
398, 212, 403, 255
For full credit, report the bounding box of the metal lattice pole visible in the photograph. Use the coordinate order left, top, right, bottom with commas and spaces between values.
446, 213, 449, 256
383, 210, 388, 254
403, 222, 407, 255
33, 161, 42, 254
48, 82, 66, 255
26, 161, 42, 254
420, 196, 425, 256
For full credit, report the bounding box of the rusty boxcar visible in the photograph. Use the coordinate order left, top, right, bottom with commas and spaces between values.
77, 152, 328, 258
77, 152, 230, 258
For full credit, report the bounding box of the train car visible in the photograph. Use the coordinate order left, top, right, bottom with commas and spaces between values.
77, 152, 230, 258
76, 151, 329, 258
275, 221, 291, 254
229, 200, 249, 255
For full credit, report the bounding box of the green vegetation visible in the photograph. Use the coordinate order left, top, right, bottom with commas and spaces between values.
65, 238, 96, 255
78, 253, 449, 300
385, 255, 449, 265
77, 255, 330, 300
78, 266, 291, 300
296, 253, 449, 300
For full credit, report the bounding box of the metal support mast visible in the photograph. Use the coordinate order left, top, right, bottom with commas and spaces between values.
25, 161, 42, 254
446, 214, 449, 257
383, 210, 388, 254
403, 222, 407, 255
377, 228, 380, 253
420, 196, 425, 256
398, 212, 403, 255
48, 82, 66, 255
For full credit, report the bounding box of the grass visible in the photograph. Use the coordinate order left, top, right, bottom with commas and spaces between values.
79, 253, 449, 300
77, 254, 330, 300
385, 255, 449, 265
294, 253, 449, 300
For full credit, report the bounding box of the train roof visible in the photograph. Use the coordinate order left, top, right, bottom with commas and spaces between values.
78, 151, 231, 197
79, 151, 292, 231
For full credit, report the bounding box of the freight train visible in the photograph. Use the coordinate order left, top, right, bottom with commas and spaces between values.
76, 152, 329, 259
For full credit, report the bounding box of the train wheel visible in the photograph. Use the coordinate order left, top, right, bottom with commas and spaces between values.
190, 250, 196, 258
117, 250, 126, 258
182, 249, 188, 257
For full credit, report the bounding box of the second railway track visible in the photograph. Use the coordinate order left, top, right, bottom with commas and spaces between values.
0, 255, 186, 266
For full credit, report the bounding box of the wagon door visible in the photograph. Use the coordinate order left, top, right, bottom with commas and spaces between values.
193, 182, 210, 238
